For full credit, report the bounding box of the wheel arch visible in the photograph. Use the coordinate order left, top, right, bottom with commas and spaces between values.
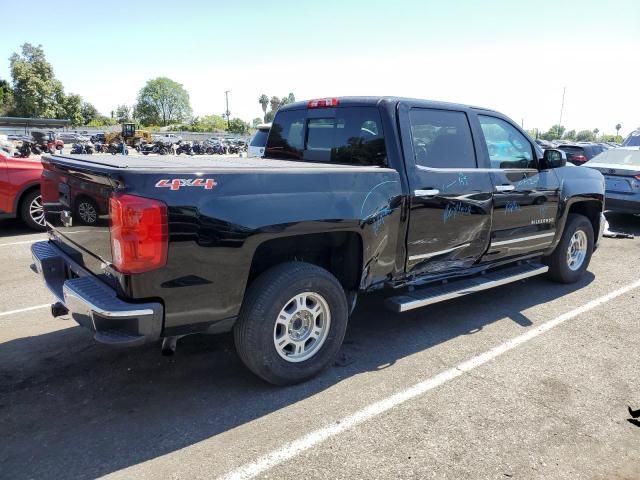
14, 182, 40, 215
246, 231, 364, 295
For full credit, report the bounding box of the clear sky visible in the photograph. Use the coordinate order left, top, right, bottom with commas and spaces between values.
1, 0, 639, 135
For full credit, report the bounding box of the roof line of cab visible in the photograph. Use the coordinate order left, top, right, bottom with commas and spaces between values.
278, 96, 499, 114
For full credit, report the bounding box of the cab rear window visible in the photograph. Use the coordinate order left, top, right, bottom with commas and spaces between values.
265, 107, 387, 166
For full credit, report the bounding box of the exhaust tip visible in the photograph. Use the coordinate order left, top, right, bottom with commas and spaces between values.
51, 302, 69, 318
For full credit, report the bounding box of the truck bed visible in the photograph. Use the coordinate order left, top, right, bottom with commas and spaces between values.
46, 154, 388, 172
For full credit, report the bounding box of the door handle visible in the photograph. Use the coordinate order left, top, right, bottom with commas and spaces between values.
494, 185, 515, 193
414, 189, 440, 197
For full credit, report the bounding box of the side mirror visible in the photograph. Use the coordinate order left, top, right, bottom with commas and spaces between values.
541, 149, 567, 169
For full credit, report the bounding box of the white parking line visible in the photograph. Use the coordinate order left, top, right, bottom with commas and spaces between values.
219, 278, 640, 480
0, 304, 50, 317
0, 239, 43, 247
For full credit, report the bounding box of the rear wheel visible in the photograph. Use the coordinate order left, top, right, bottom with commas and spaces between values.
20, 189, 46, 231
544, 213, 594, 283
234, 262, 348, 385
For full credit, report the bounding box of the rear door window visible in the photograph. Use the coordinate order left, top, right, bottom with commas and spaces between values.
409, 109, 476, 169
265, 107, 387, 166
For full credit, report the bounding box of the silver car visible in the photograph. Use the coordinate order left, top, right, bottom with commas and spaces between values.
584, 147, 640, 214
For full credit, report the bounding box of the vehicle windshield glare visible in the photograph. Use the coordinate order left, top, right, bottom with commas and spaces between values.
250, 129, 269, 147
589, 149, 640, 165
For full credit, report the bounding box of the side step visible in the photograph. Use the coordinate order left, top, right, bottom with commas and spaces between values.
385, 263, 548, 313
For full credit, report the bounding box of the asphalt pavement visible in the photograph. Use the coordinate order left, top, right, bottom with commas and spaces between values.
0, 214, 639, 480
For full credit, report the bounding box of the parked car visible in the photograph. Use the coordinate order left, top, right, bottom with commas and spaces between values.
622, 130, 640, 147
248, 123, 271, 157
32, 96, 605, 385
90, 133, 106, 144
153, 133, 182, 144
0, 152, 45, 230
58, 132, 89, 143
556, 143, 604, 165
584, 147, 640, 214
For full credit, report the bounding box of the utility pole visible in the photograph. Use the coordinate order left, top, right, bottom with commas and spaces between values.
558, 87, 566, 138
224, 90, 231, 129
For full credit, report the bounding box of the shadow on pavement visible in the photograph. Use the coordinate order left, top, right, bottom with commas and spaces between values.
0, 218, 43, 238
605, 212, 640, 236
0, 273, 594, 479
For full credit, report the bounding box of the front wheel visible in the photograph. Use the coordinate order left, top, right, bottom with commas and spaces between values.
544, 213, 594, 283
234, 262, 348, 385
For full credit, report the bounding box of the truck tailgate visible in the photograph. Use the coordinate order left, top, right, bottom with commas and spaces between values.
41, 155, 115, 268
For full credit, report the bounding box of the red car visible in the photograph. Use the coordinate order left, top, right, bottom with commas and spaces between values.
0, 152, 45, 230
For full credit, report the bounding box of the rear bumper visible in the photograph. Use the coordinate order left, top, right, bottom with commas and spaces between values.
31, 241, 163, 346
605, 195, 640, 214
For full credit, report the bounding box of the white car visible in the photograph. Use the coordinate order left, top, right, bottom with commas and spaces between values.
153, 133, 183, 144
248, 123, 271, 157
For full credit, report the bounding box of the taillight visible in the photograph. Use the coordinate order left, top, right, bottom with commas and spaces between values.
109, 193, 168, 274
307, 98, 339, 108
572, 155, 587, 164
634, 175, 640, 181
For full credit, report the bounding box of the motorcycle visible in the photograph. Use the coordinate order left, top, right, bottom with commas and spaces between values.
14, 141, 39, 158
71, 142, 94, 154
108, 142, 129, 155
141, 141, 169, 155
176, 141, 193, 155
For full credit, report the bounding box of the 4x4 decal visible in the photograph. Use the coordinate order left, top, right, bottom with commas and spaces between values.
155, 178, 217, 191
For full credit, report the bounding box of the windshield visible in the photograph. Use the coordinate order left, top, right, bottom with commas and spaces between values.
589, 149, 640, 166
265, 107, 387, 166
250, 129, 269, 147
622, 131, 640, 147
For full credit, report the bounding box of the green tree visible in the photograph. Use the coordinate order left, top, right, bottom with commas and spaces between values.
280, 93, 296, 107
115, 104, 133, 123
87, 116, 117, 128
227, 118, 250, 134
9, 43, 65, 118
540, 124, 565, 141
615, 123, 622, 137
593, 128, 599, 140
0, 78, 13, 115
269, 96, 281, 114
61, 94, 83, 126
80, 102, 99, 125
134, 77, 192, 126
264, 110, 276, 123
563, 129, 576, 140
575, 130, 594, 141
252, 117, 262, 128
258, 94, 269, 121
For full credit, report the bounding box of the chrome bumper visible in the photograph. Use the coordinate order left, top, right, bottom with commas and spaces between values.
31, 241, 163, 347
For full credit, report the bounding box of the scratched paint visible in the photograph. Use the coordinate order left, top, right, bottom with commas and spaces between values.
505, 201, 521, 215
443, 202, 472, 223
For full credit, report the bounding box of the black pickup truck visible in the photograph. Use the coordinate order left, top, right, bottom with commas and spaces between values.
32, 97, 605, 385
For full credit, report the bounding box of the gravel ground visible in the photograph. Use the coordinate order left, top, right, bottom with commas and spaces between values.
0, 213, 638, 480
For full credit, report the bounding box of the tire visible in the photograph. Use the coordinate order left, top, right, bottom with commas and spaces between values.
159, 148, 168, 155
544, 213, 594, 283
20, 189, 46, 231
234, 262, 349, 385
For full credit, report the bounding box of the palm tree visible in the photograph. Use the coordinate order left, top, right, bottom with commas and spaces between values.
270, 96, 281, 114
615, 123, 622, 137
593, 128, 599, 140
258, 94, 269, 121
